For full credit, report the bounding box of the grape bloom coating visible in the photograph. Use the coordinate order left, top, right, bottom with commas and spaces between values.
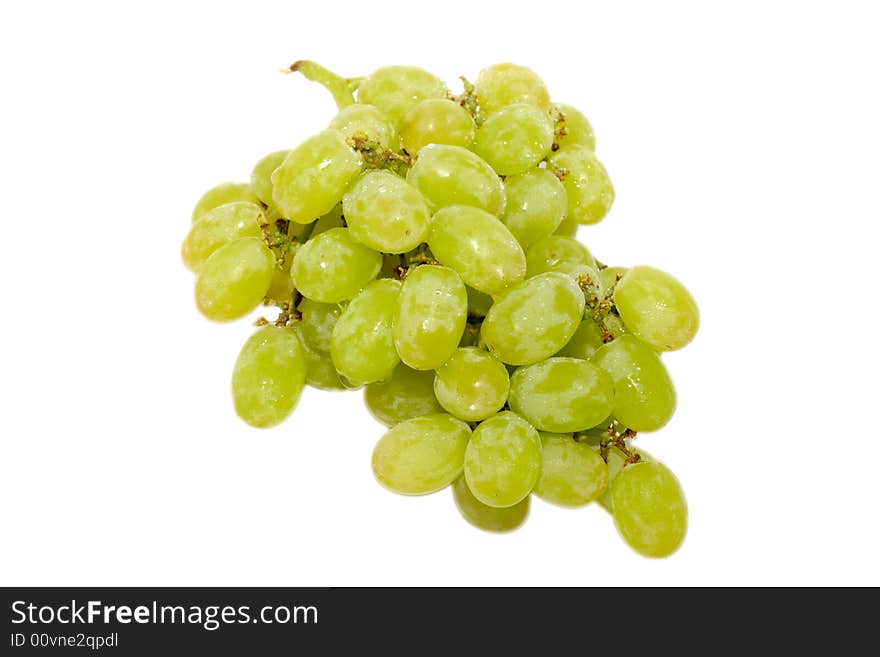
181, 60, 700, 558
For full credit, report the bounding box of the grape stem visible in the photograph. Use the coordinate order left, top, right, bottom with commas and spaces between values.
349, 133, 412, 176
550, 105, 568, 152
286, 60, 355, 109
451, 77, 483, 125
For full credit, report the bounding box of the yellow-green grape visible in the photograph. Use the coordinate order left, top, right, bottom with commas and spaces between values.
466, 286, 494, 318
292, 227, 381, 303
553, 215, 579, 237
549, 145, 615, 225
502, 169, 568, 248
508, 357, 614, 432
299, 298, 343, 353
556, 318, 605, 360
328, 103, 398, 150
452, 477, 529, 533
613, 265, 699, 351
592, 334, 676, 432
195, 238, 275, 322
428, 205, 525, 295
475, 63, 551, 116
554, 103, 596, 151
372, 414, 471, 495
599, 266, 628, 291
330, 279, 400, 385
271, 130, 363, 224
434, 347, 510, 422
264, 244, 298, 305
343, 171, 430, 253
601, 313, 628, 341
393, 265, 467, 370
464, 411, 542, 508
525, 235, 597, 277
553, 261, 604, 307
191, 182, 259, 223
308, 204, 345, 238
480, 272, 585, 365
357, 66, 447, 128
611, 461, 687, 558
533, 433, 608, 506
231, 326, 306, 428
181, 201, 263, 272
251, 150, 290, 206
598, 444, 651, 511
474, 103, 554, 176
364, 363, 443, 426
407, 144, 506, 216
297, 333, 347, 390
401, 98, 476, 153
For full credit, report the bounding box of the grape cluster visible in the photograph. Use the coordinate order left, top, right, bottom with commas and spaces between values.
182, 61, 699, 558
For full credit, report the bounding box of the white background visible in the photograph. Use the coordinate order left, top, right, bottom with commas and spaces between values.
1, 1, 878, 586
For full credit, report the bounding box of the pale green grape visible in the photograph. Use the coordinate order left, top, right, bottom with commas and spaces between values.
525, 235, 597, 277
549, 145, 614, 225
601, 313, 628, 340
299, 298, 343, 353
393, 265, 467, 370
554, 103, 596, 151
502, 169, 567, 248
553, 215, 579, 237
475, 63, 551, 115
611, 461, 687, 558
330, 279, 400, 385
372, 414, 471, 495
407, 144, 506, 216
195, 237, 275, 322
613, 265, 699, 351
343, 171, 430, 253
401, 98, 476, 153
474, 103, 554, 176
309, 205, 345, 237
364, 364, 443, 426
181, 201, 263, 272
480, 272, 584, 365
598, 444, 652, 511
271, 130, 363, 224
464, 411, 542, 508
328, 103, 398, 149
292, 227, 381, 303
191, 182, 259, 223
232, 325, 306, 428
466, 286, 494, 317
592, 334, 676, 432
251, 150, 290, 206
357, 66, 447, 128
508, 357, 614, 432
533, 433, 608, 506
434, 347, 509, 422
297, 333, 347, 390
556, 318, 605, 360
428, 205, 525, 295
264, 243, 298, 304
599, 266, 628, 291
452, 477, 529, 533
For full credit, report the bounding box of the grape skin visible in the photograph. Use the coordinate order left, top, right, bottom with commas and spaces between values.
407, 144, 506, 216
328, 104, 398, 150
554, 103, 596, 151
299, 298, 343, 354
475, 63, 551, 116
525, 235, 597, 277
364, 364, 443, 426
191, 182, 259, 223
549, 145, 615, 225
433, 347, 510, 422
474, 103, 555, 176
195, 237, 275, 322
452, 477, 529, 533
182, 201, 264, 272
533, 433, 608, 507
357, 66, 447, 128
291, 227, 381, 303
251, 150, 290, 207
401, 98, 476, 153
502, 169, 568, 249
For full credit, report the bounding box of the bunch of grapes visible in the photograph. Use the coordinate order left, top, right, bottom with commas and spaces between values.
182, 61, 699, 558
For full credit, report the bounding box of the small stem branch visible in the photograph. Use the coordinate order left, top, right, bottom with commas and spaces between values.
286, 60, 354, 109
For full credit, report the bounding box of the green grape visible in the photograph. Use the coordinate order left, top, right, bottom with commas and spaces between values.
598, 444, 652, 511
434, 347, 510, 422
264, 243, 298, 304
181, 201, 264, 272
464, 411, 542, 508
611, 461, 687, 558
533, 433, 608, 506
330, 279, 400, 385
452, 477, 529, 533
401, 98, 476, 153
191, 182, 259, 223
552, 261, 603, 306
393, 265, 467, 370
554, 103, 596, 151
613, 265, 699, 351
251, 150, 290, 206
475, 63, 551, 116
357, 66, 447, 128
271, 130, 363, 224
232, 325, 306, 428
466, 285, 494, 317
364, 363, 443, 426
601, 313, 628, 340
195, 237, 275, 322
343, 171, 430, 253
474, 103, 554, 176
428, 205, 525, 295
372, 414, 471, 495
407, 144, 506, 216
480, 272, 584, 365
328, 103, 398, 150
508, 357, 614, 432
525, 235, 597, 277
556, 318, 606, 359
299, 298, 343, 353
309, 204, 345, 237
599, 266, 628, 291
592, 335, 676, 432
299, 337, 347, 390
292, 227, 381, 303
502, 169, 568, 248
553, 215, 579, 237
549, 145, 614, 225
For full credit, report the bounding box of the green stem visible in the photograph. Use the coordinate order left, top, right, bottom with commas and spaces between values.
287, 60, 354, 109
